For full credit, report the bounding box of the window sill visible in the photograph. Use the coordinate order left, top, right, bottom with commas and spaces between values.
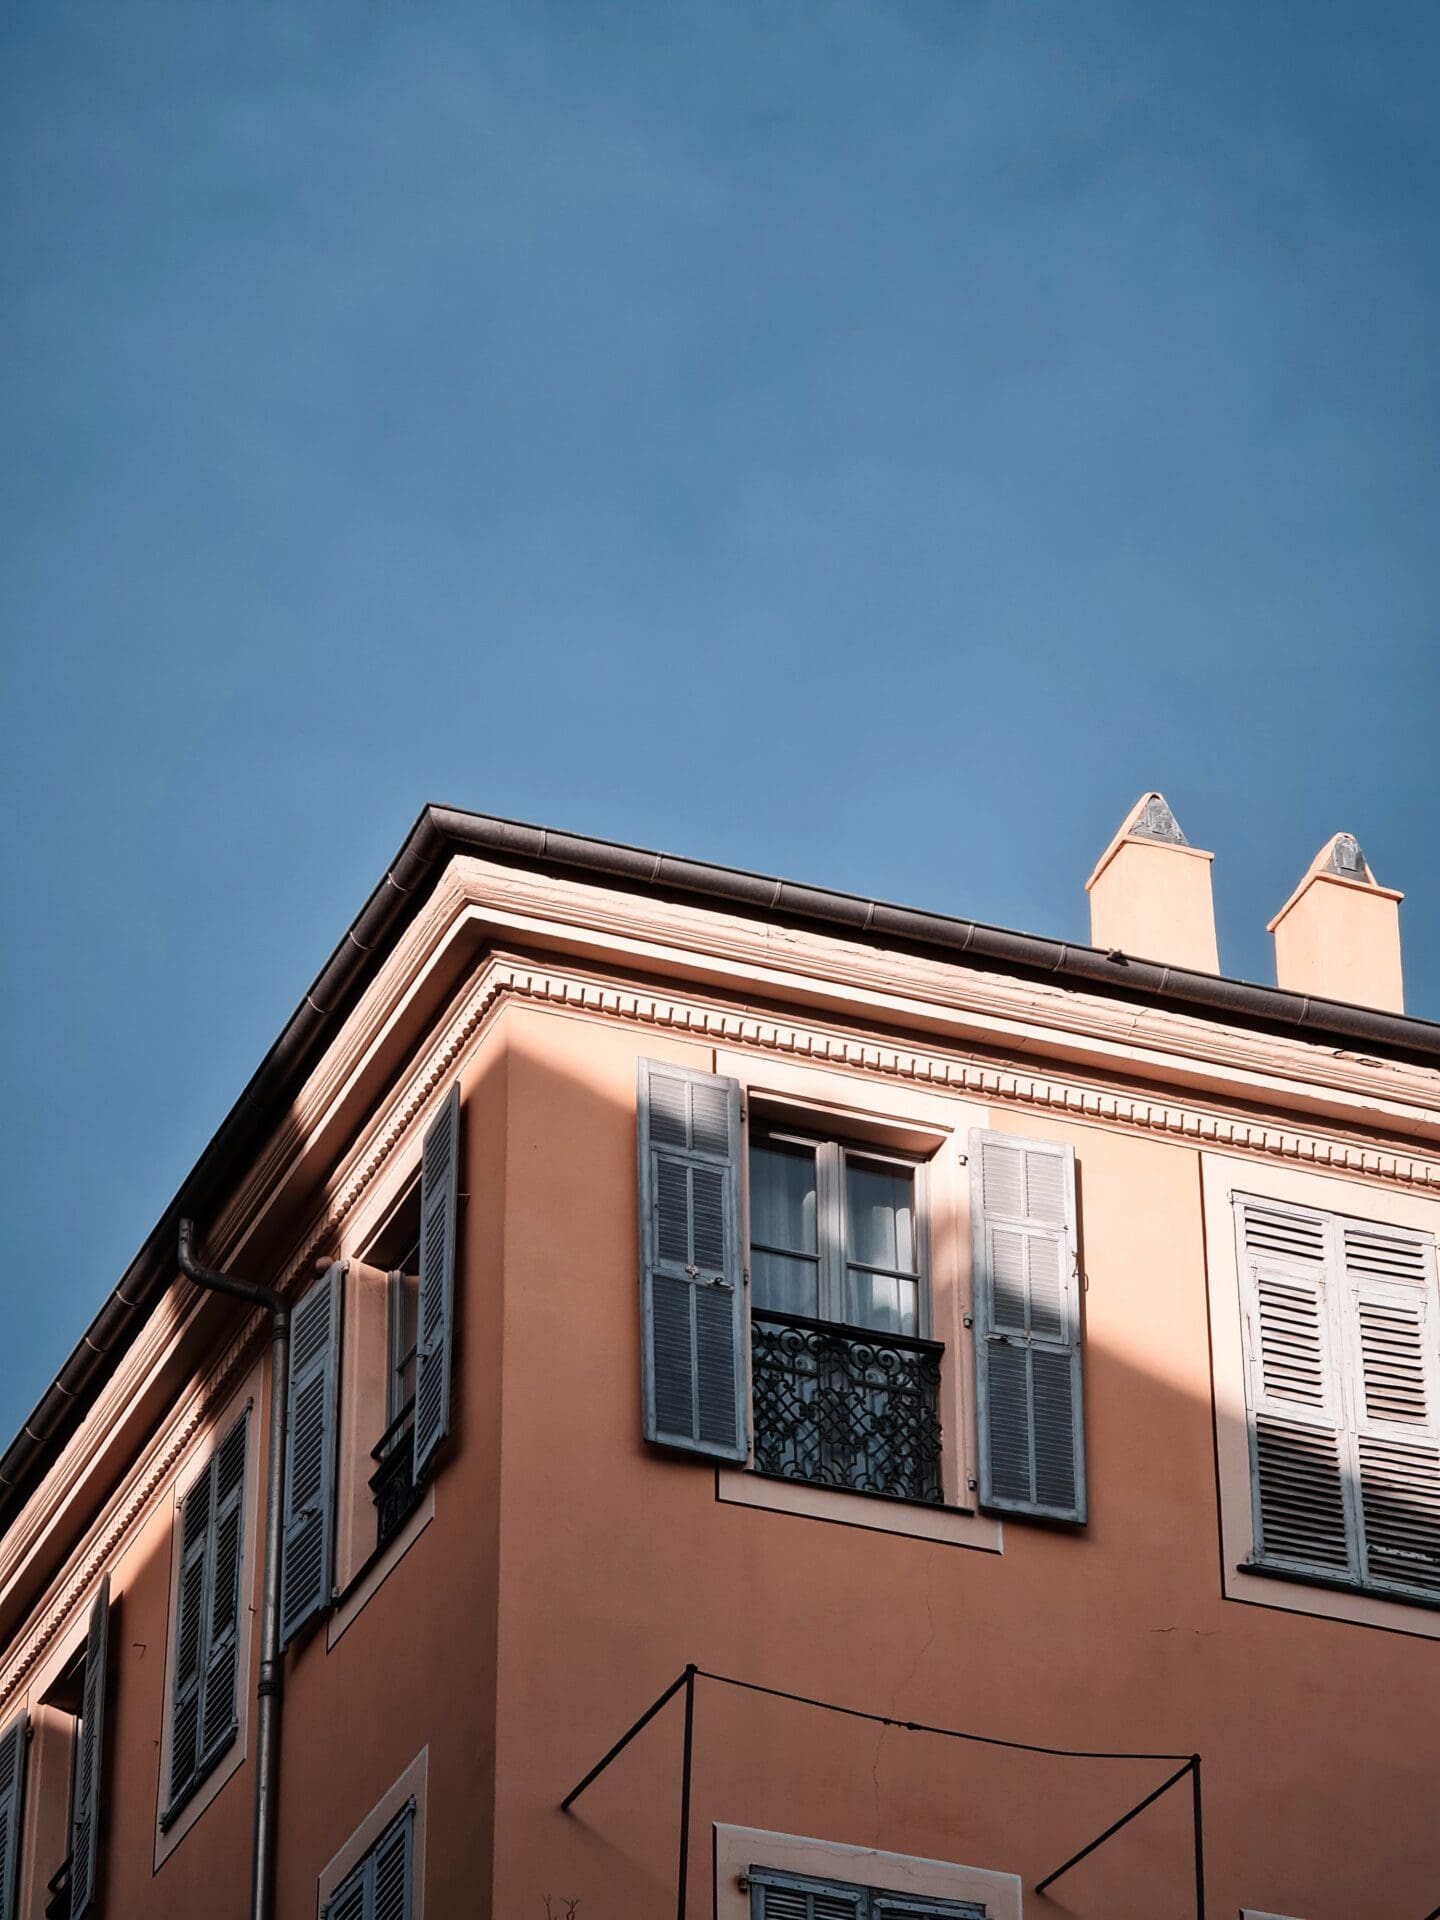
327, 1478, 435, 1651
717, 1467, 1001, 1553
1237, 1560, 1440, 1615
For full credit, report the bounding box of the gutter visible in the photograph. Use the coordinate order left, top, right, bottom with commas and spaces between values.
5, 803, 1440, 1536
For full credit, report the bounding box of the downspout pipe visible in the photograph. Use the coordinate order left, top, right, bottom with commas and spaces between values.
178, 1219, 288, 1920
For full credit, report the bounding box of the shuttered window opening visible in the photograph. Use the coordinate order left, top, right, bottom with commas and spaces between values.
323, 1802, 414, 1920
64, 1576, 111, 1920
162, 1409, 249, 1827
413, 1083, 461, 1482
748, 1866, 986, 1920
1235, 1195, 1440, 1603
970, 1131, 1086, 1524
0, 1712, 27, 1920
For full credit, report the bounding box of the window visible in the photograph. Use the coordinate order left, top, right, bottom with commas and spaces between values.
748, 1866, 986, 1920
281, 1081, 461, 1642
637, 1058, 1087, 1529
748, 1127, 943, 1503
162, 1410, 248, 1828
36, 1576, 110, 1920
367, 1184, 424, 1555
1235, 1193, 1440, 1602
323, 1803, 414, 1920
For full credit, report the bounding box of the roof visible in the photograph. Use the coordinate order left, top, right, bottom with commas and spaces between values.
6, 803, 1440, 1532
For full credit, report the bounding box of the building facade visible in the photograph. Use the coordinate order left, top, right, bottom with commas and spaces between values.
0, 796, 1436, 1920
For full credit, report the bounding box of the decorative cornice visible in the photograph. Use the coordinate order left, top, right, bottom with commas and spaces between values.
0, 1318, 266, 1710
10, 942, 1440, 1707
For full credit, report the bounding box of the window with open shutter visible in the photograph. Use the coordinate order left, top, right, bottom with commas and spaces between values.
637, 1059, 747, 1461
970, 1131, 1085, 1522
413, 1083, 460, 1481
281, 1263, 343, 1646
163, 1408, 249, 1825
0, 1712, 27, 1920
1236, 1196, 1440, 1601
323, 1803, 414, 1920
68, 1575, 111, 1919
748, 1867, 985, 1920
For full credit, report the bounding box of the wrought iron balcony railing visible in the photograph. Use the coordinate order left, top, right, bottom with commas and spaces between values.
369, 1399, 421, 1549
750, 1308, 944, 1505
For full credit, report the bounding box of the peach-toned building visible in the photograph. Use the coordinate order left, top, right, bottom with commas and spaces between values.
1, 797, 1437, 1920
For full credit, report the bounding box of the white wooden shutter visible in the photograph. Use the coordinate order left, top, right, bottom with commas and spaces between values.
0, 1712, 26, 1920
413, 1083, 461, 1480
638, 1059, 747, 1461
1341, 1220, 1440, 1597
68, 1575, 111, 1919
281, 1264, 343, 1646
1235, 1199, 1356, 1578
970, 1131, 1085, 1521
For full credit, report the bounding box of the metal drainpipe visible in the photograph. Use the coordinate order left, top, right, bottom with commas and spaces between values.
178, 1219, 288, 1920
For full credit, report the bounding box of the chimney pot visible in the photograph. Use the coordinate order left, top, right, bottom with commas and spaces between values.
1086, 792, 1219, 973
1269, 834, 1404, 1013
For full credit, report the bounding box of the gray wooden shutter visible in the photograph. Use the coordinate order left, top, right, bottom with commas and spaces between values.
748, 1869, 865, 1920
1235, 1199, 1356, 1579
323, 1805, 413, 1920
0, 1712, 27, 1920
971, 1130, 1085, 1521
638, 1059, 746, 1461
167, 1454, 213, 1806
371, 1804, 414, 1920
413, 1082, 461, 1480
199, 1412, 248, 1759
68, 1575, 111, 1919
1341, 1219, 1440, 1597
166, 1407, 249, 1819
281, 1264, 343, 1646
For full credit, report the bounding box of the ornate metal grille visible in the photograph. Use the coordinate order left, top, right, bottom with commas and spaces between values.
750, 1308, 943, 1503
370, 1399, 421, 1549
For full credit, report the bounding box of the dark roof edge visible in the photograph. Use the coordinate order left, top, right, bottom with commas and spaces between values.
6, 803, 1439, 1534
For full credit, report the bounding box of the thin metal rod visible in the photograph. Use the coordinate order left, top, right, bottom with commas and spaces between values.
1190, 1756, 1205, 1920
695, 1668, 1191, 1764
676, 1666, 695, 1920
1034, 1759, 1195, 1894
560, 1668, 692, 1812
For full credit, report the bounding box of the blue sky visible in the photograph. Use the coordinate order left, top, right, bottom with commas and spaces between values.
2, 2, 1438, 1441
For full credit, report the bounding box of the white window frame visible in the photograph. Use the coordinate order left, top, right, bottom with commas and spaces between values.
316, 1748, 427, 1920
1201, 1152, 1440, 1639
715, 1051, 1001, 1555
716, 1825, 1021, 1920
154, 1363, 262, 1868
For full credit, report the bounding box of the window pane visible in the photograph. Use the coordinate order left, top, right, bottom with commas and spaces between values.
845, 1268, 919, 1337
845, 1157, 916, 1273
752, 1250, 820, 1318
750, 1141, 818, 1255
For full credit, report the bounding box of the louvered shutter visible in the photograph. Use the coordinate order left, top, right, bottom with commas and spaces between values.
1341, 1221, 1440, 1598
68, 1576, 111, 1919
970, 1131, 1085, 1521
371, 1805, 414, 1920
748, 1869, 865, 1920
281, 1264, 343, 1645
324, 1865, 367, 1920
167, 1458, 213, 1806
638, 1060, 746, 1461
199, 1414, 248, 1759
0, 1713, 26, 1920
413, 1083, 461, 1480
1235, 1199, 1356, 1579
165, 1408, 249, 1820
